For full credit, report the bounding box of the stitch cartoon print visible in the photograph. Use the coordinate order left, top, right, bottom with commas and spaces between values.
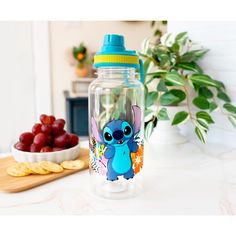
91, 105, 143, 181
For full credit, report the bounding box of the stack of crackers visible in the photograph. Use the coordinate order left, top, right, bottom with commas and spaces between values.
7, 160, 85, 177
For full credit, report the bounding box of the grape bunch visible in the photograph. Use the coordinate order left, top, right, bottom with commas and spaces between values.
15, 114, 79, 152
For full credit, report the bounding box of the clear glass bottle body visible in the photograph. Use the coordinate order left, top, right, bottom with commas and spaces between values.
88, 67, 144, 199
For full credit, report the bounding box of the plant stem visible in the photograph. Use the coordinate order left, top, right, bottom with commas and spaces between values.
152, 92, 161, 122
183, 85, 196, 122
181, 69, 196, 123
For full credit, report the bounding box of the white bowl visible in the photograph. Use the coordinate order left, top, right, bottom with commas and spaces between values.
11, 143, 80, 164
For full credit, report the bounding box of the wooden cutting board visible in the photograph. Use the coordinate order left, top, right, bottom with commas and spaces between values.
0, 148, 89, 193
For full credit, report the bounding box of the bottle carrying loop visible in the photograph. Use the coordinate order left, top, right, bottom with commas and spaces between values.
139, 58, 144, 84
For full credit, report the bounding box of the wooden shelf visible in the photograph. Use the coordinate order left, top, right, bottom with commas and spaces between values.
72, 78, 95, 83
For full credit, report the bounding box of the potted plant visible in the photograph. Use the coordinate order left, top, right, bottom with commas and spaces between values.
73, 43, 90, 78
140, 32, 236, 144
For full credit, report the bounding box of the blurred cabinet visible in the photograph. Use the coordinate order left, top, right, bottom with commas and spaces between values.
65, 95, 88, 137
65, 78, 95, 137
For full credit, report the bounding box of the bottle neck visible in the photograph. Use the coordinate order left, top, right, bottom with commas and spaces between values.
97, 67, 136, 80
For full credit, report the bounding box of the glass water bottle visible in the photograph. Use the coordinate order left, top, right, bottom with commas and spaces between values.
88, 34, 144, 199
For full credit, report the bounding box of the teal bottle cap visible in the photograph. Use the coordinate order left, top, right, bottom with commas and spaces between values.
94, 34, 144, 83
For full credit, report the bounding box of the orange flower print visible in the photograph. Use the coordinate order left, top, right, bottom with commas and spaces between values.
136, 145, 143, 157
131, 145, 144, 174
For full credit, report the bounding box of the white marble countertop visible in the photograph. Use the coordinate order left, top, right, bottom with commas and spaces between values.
1, 140, 236, 215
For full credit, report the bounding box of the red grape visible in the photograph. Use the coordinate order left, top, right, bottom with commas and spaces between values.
52, 122, 65, 136
32, 123, 42, 135
54, 133, 70, 148
48, 115, 56, 124
41, 124, 52, 134
19, 132, 34, 145
40, 114, 57, 125
15, 142, 30, 152
54, 118, 65, 125
30, 143, 41, 152
46, 134, 53, 146
40, 114, 49, 125
40, 146, 52, 152
15, 114, 77, 153
33, 133, 47, 148
69, 134, 79, 147
53, 147, 65, 152
53, 129, 66, 137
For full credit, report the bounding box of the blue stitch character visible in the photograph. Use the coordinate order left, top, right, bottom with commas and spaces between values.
91, 105, 141, 181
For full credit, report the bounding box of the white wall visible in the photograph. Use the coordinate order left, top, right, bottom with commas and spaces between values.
0, 22, 36, 152
169, 21, 236, 145
49, 21, 165, 119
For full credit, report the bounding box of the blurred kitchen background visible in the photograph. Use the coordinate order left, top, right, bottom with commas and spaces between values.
0, 21, 236, 152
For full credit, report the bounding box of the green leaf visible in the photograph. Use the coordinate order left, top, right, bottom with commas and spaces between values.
180, 49, 209, 62
145, 76, 159, 85
157, 108, 169, 120
164, 72, 185, 86
160, 92, 179, 106
195, 119, 208, 134
159, 54, 170, 67
171, 43, 180, 53
145, 91, 158, 107
141, 37, 151, 54
169, 52, 177, 64
165, 81, 176, 87
72, 47, 79, 59
172, 111, 190, 125
214, 80, 226, 90
111, 109, 120, 119
168, 89, 186, 105
144, 84, 148, 96
196, 111, 214, 124
223, 103, 236, 114
143, 59, 151, 76
192, 97, 210, 110
145, 109, 153, 122
198, 87, 214, 98
189, 74, 220, 88
175, 32, 187, 42
146, 70, 167, 84
157, 79, 168, 92
209, 102, 218, 112
152, 47, 165, 61
175, 32, 188, 47
228, 115, 236, 128
175, 62, 203, 73
145, 109, 153, 117
192, 82, 200, 91
196, 118, 209, 130
147, 70, 168, 77
162, 33, 172, 45
145, 121, 154, 140
217, 91, 231, 102
195, 126, 206, 143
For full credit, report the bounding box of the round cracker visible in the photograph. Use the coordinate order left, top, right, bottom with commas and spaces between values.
61, 160, 85, 170
25, 163, 51, 175
39, 161, 63, 173
7, 163, 31, 177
